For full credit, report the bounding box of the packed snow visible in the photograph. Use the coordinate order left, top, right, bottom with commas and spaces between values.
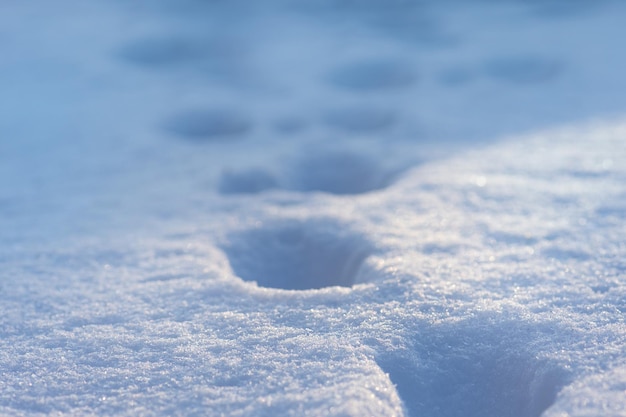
2, 1, 626, 416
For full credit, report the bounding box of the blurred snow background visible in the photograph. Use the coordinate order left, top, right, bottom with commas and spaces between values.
2, 1, 626, 416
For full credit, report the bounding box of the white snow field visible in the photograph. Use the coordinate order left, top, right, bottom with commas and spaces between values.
2, 1, 626, 416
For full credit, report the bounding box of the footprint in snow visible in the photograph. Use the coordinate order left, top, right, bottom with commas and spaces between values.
483, 56, 562, 85
163, 109, 252, 141
221, 218, 374, 290
328, 59, 416, 92
375, 317, 570, 417
218, 150, 406, 196
324, 107, 396, 133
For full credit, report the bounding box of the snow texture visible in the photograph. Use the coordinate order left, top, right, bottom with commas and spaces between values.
2, 0, 626, 416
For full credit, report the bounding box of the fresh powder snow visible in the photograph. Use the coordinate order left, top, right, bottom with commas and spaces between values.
2, 1, 626, 416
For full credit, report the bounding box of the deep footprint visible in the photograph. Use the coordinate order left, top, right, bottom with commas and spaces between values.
218, 168, 278, 194
523, 0, 608, 18
289, 150, 402, 195
221, 219, 373, 290
119, 37, 209, 68
324, 107, 395, 133
484, 56, 562, 85
328, 59, 416, 92
163, 109, 252, 141
376, 319, 570, 417
219, 151, 404, 196
117, 36, 242, 76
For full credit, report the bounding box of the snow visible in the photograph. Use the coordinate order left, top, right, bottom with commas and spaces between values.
2, 1, 626, 416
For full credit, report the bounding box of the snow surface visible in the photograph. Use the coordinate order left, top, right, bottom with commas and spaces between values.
2, 1, 626, 416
